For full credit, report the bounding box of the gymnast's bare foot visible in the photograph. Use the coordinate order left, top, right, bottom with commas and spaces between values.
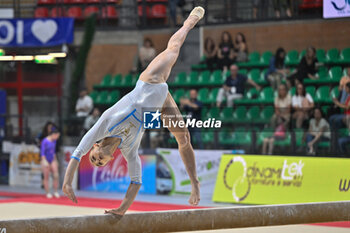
105, 208, 125, 216
184, 6, 205, 29
189, 182, 200, 206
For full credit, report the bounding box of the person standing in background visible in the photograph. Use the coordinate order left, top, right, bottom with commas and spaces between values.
180, 89, 204, 149
217, 31, 235, 71
139, 38, 157, 71
41, 128, 61, 199
75, 89, 93, 117
234, 32, 248, 63
203, 37, 218, 71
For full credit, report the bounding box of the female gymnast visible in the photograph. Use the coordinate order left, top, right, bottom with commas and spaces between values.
63, 7, 205, 216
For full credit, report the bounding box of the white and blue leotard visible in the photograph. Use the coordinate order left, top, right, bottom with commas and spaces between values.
71, 80, 168, 183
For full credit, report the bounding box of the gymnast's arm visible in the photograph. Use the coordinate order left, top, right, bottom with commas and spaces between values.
63, 115, 108, 203
105, 147, 142, 215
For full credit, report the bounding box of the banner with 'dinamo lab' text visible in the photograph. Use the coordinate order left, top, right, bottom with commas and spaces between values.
0, 18, 74, 47
213, 155, 350, 204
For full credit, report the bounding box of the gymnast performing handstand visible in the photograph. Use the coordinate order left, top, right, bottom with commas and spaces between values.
63, 6, 205, 216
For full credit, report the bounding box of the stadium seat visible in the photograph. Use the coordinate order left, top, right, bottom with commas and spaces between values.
238, 69, 248, 75
206, 107, 220, 119
233, 128, 252, 145
246, 106, 260, 123
294, 129, 305, 147
232, 106, 247, 123
120, 74, 133, 87
38, 0, 56, 4
248, 69, 261, 84
220, 107, 234, 123
84, 6, 99, 17
102, 6, 118, 19
132, 74, 139, 86
34, 7, 49, 18
339, 48, 350, 64
259, 51, 273, 66
235, 88, 259, 104
110, 74, 123, 87
210, 70, 224, 85
50, 7, 64, 17
90, 90, 99, 103
219, 130, 235, 145
208, 88, 219, 104
202, 130, 214, 144
326, 48, 339, 64
198, 70, 211, 85
94, 74, 112, 88
67, 7, 83, 18
289, 87, 296, 96
259, 106, 274, 123
285, 50, 299, 66
150, 4, 167, 18
316, 49, 326, 63
172, 72, 187, 86
330, 87, 339, 99
315, 86, 330, 103
197, 88, 209, 104
259, 87, 274, 104
173, 88, 185, 104
305, 86, 316, 98
187, 71, 199, 86
95, 90, 109, 105
329, 66, 343, 83
107, 90, 120, 105
299, 49, 306, 61
69, 0, 85, 3
259, 68, 268, 85
138, 5, 151, 17
247, 51, 260, 66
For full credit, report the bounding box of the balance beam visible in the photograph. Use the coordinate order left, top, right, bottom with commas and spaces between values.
1, 201, 350, 233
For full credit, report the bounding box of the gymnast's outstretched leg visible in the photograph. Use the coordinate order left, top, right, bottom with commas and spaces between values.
139, 7, 205, 84
161, 93, 200, 206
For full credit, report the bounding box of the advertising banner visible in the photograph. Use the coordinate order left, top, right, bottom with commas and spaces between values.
213, 154, 350, 204
79, 149, 156, 194
4, 141, 42, 187
323, 0, 350, 18
0, 18, 74, 47
157, 148, 230, 195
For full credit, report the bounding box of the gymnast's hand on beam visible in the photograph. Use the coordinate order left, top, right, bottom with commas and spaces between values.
62, 183, 78, 203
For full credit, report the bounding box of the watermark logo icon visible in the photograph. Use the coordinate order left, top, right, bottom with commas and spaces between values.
143, 110, 161, 129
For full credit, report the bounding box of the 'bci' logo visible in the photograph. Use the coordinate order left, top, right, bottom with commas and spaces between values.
339, 179, 350, 192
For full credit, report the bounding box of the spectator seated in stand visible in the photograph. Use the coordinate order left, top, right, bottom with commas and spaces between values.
273, 0, 292, 18
329, 68, 350, 129
83, 107, 101, 134
217, 31, 235, 71
203, 37, 218, 71
271, 84, 291, 128
262, 117, 287, 155
234, 32, 248, 63
75, 89, 93, 117
216, 64, 261, 107
180, 89, 204, 149
305, 108, 330, 155
292, 83, 314, 128
287, 46, 318, 87
265, 47, 289, 90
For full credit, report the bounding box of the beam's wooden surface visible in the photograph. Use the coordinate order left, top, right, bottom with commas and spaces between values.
1, 201, 350, 233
